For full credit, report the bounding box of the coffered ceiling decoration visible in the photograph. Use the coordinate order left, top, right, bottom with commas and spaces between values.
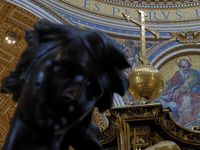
6, 0, 70, 24
0, 1, 39, 146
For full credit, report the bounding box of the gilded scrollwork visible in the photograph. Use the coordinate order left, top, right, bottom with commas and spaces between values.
101, 104, 200, 149
100, 117, 117, 145
194, 134, 200, 143
92, 107, 109, 131
110, 105, 162, 120
157, 108, 200, 145
171, 30, 200, 44
153, 133, 163, 144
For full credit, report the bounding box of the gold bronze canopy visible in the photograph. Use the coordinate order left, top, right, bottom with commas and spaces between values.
128, 65, 164, 102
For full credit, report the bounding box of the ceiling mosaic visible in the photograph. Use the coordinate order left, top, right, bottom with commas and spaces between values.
50, 0, 200, 30
0, 0, 199, 138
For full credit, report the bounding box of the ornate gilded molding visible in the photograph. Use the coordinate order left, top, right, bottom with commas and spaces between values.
171, 30, 200, 44
99, 115, 117, 145
159, 110, 200, 145
155, 48, 200, 69
98, 0, 200, 8
101, 104, 200, 149
110, 104, 162, 119
92, 107, 109, 131
29, 0, 72, 25
6, 0, 72, 25
55, 0, 200, 27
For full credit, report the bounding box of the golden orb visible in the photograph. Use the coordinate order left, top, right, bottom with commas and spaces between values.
128, 65, 164, 102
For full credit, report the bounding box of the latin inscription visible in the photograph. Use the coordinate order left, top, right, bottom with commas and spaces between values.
82, 0, 200, 21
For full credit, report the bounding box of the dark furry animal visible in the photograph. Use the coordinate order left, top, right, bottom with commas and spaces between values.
1, 19, 130, 150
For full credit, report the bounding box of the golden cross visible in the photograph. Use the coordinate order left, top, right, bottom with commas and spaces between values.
122, 10, 160, 65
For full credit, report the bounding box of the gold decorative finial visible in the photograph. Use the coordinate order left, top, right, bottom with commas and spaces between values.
122, 11, 164, 103
122, 11, 160, 65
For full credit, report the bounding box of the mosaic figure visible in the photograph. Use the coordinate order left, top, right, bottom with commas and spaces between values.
158, 58, 200, 126
123, 40, 140, 74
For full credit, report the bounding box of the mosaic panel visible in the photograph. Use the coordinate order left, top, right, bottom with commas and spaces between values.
156, 55, 200, 128
111, 36, 160, 75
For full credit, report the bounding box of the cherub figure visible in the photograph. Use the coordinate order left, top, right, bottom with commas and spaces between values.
1, 19, 130, 150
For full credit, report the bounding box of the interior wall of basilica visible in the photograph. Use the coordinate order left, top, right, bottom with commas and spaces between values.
0, 0, 200, 148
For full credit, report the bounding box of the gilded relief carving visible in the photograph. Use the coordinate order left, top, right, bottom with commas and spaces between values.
92, 107, 109, 131
100, 116, 117, 145
130, 128, 150, 149
101, 104, 200, 149
171, 30, 200, 43
119, 107, 154, 119
153, 133, 164, 144
158, 112, 200, 144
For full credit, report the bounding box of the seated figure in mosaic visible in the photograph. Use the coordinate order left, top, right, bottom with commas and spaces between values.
158, 58, 200, 127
